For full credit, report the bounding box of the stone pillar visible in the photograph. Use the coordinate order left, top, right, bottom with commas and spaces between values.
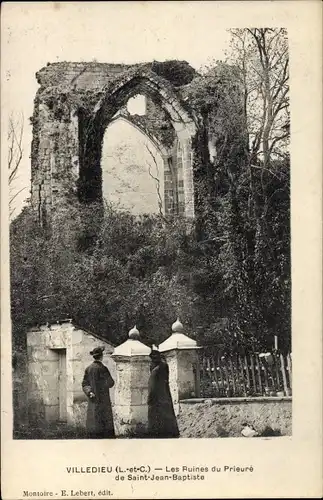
111, 326, 151, 437
159, 319, 200, 416
181, 139, 195, 218
163, 155, 174, 215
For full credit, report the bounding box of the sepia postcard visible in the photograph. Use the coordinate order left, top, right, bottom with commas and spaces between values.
1, 1, 322, 499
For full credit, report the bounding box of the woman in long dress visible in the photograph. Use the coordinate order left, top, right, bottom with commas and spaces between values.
148, 350, 179, 438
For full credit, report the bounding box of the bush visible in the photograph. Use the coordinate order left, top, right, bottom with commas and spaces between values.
151, 60, 197, 86
10, 191, 290, 353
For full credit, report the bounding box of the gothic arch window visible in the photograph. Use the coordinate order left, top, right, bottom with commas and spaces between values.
126, 94, 146, 116
31, 65, 197, 221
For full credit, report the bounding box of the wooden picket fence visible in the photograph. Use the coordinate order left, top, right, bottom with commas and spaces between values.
197, 350, 292, 398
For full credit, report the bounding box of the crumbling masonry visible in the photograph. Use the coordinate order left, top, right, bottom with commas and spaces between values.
30, 61, 213, 226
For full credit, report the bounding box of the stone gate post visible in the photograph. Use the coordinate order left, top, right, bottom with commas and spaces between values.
111, 326, 151, 437
159, 319, 200, 416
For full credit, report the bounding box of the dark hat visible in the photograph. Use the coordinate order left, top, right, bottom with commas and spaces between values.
90, 346, 105, 356
149, 349, 161, 360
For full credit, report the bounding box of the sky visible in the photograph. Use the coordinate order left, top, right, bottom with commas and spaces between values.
2, 2, 233, 217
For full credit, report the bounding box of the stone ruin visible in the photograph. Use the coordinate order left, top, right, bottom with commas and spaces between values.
30, 60, 210, 227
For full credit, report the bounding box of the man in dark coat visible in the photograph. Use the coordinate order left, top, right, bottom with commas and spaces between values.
148, 350, 179, 438
82, 347, 115, 438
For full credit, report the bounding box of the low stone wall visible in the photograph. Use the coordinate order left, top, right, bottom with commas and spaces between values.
178, 397, 292, 438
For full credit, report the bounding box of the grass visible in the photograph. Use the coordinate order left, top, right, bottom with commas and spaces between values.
14, 422, 89, 440
13, 422, 151, 440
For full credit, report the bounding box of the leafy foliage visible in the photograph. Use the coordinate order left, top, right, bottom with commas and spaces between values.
11, 30, 290, 354
11, 203, 200, 348
10, 182, 290, 355
185, 30, 291, 352
151, 60, 197, 87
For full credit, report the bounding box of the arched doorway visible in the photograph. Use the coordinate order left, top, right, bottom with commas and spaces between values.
101, 118, 165, 215
79, 73, 196, 217
31, 65, 199, 223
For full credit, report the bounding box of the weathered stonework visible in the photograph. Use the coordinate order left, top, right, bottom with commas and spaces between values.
30, 61, 205, 226
111, 328, 151, 436
159, 319, 200, 415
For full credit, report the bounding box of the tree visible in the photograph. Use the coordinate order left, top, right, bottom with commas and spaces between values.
216, 28, 291, 351
10, 201, 201, 349
226, 28, 290, 242
227, 28, 289, 165
10, 35, 291, 354
184, 29, 290, 351
145, 144, 167, 219
8, 112, 27, 219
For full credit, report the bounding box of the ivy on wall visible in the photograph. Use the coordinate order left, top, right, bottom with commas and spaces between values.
19, 58, 290, 357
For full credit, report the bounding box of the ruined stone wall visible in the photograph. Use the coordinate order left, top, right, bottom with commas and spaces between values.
30, 61, 199, 225
31, 99, 80, 224
36, 62, 133, 90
